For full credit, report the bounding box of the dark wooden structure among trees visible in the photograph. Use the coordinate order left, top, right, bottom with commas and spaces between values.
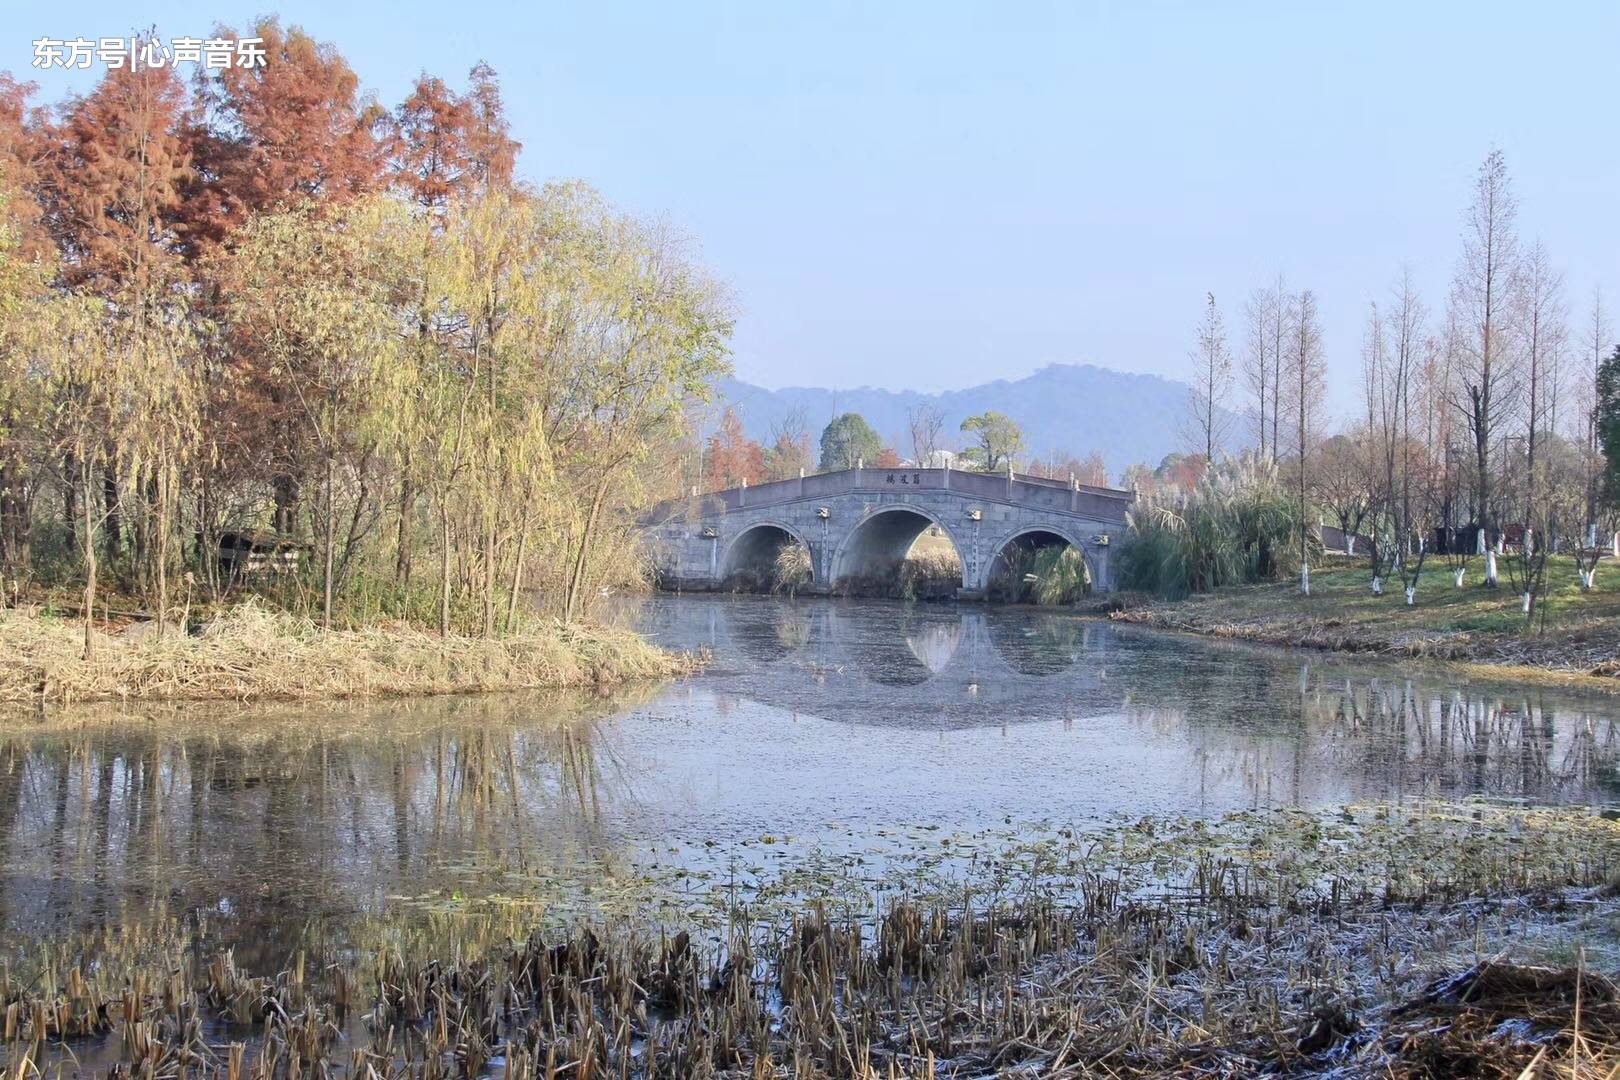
212, 530, 310, 581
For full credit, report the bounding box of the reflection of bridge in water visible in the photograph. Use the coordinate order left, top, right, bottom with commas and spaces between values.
640, 595, 1127, 729
2, 597, 1618, 951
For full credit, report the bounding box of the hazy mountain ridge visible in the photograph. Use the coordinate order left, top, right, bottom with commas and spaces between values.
717, 363, 1241, 477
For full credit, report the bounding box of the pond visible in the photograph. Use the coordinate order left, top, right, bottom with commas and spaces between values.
1, 594, 1615, 956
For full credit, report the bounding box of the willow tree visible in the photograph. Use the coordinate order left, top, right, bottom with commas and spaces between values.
432, 190, 551, 636
532, 183, 731, 623
114, 300, 200, 631
216, 198, 401, 627
38, 292, 131, 656
0, 193, 44, 590
40, 55, 196, 603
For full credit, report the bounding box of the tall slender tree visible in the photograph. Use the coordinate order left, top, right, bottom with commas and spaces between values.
1291, 289, 1325, 592
1449, 150, 1520, 584
1517, 241, 1565, 543
1384, 271, 1426, 555
1243, 284, 1283, 459
1186, 292, 1233, 462
1585, 290, 1612, 531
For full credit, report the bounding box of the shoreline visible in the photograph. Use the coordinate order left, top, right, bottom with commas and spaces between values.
1109, 604, 1620, 689
1105, 564, 1620, 691
0, 602, 692, 705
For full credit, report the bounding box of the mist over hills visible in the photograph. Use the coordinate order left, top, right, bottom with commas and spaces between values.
717, 363, 1241, 479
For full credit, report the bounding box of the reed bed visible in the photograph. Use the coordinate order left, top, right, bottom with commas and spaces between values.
3, 801, 1619, 1077
0, 603, 691, 704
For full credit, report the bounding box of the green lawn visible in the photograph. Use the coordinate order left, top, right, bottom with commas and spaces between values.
1118, 553, 1620, 674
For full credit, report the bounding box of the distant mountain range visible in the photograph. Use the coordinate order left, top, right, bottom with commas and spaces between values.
716, 363, 1242, 479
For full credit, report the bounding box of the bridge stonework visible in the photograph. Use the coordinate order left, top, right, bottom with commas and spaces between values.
644, 467, 1134, 597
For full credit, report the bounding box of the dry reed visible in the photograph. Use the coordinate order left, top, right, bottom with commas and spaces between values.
0, 601, 691, 704
3, 801, 1619, 1077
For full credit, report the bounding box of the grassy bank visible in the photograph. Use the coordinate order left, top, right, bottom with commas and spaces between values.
3, 801, 1618, 1078
1113, 555, 1620, 680
0, 602, 690, 704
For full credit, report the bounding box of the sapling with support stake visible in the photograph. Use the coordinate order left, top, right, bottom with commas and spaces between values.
1503, 517, 1552, 626
1366, 515, 1389, 595
1442, 529, 1473, 588
1399, 534, 1427, 605
1574, 517, 1614, 591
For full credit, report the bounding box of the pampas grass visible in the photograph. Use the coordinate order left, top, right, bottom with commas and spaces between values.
0, 600, 690, 704
1121, 456, 1306, 598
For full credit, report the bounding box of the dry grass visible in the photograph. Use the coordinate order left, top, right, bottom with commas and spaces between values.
4, 801, 1620, 1078
0, 601, 691, 704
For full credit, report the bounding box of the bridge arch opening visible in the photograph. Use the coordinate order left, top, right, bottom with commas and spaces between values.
832, 507, 964, 599
720, 523, 814, 594
985, 528, 1092, 604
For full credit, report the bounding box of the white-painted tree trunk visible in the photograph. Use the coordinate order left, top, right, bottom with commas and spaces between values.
1454, 567, 1466, 587
1485, 549, 1498, 586
1522, 592, 1532, 614
1300, 565, 1310, 595
1346, 536, 1355, 555
1405, 585, 1416, 605
1371, 575, 1382, 595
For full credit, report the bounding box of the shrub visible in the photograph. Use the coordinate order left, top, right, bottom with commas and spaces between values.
1121, 457, 1310, 599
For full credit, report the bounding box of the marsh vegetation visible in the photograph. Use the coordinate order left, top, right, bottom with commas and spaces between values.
2, 802, 1618, 1078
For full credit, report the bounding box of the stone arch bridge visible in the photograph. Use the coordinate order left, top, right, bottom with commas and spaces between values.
643, 466, 1134, 597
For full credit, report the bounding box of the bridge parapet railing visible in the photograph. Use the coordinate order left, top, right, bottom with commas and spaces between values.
647, 467, 1133, 524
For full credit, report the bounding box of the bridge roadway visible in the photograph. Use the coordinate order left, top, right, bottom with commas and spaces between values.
643, 466, 1134, 596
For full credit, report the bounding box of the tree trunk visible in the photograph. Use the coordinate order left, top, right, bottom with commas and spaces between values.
505, 489, 533, 633
564, 476, 609, 623
394, 456, 414, 590
62, 453, 77, 551
505, 526, 529, 634
1298, 338, 1308, 592
102, 462, 121, 564
438, 502, 452, 637
0, 454, 30, 593
82, 455, 97, 661
481, 500, 496, 638
322, 452, 336, 630
155, 471, 169, 637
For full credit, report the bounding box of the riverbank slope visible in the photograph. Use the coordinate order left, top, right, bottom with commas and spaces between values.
0, 602, 688, 703
1111, 556, 1620, 680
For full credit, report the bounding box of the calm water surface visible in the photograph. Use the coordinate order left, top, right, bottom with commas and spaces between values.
1, 594, 1616, 949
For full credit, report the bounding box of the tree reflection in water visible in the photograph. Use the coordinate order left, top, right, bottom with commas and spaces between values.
1, 595, 1617, 958
0, 690, 647, 948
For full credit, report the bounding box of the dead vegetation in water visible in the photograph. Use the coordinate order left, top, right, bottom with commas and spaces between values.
0, 601, 691, 704
4, 802, 1620, 1077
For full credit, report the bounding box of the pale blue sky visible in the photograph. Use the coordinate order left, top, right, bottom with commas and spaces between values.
11, 2, 1619, 417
